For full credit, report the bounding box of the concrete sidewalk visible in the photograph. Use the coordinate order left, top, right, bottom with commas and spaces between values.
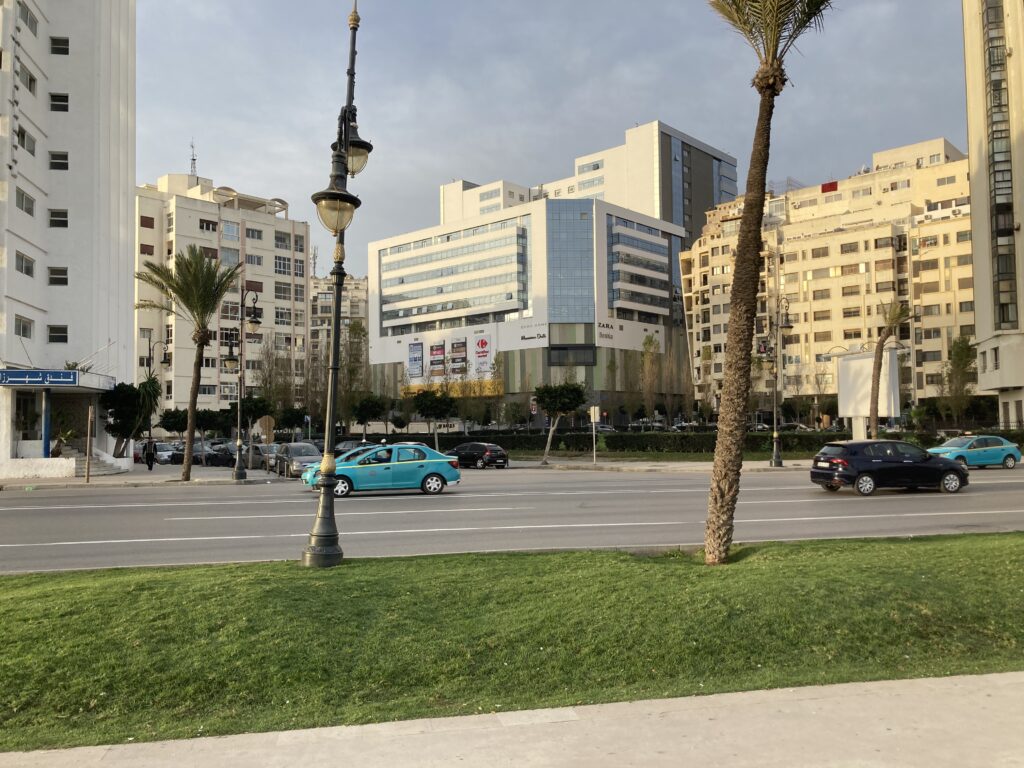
0, 461, 287, 491
3, 672, 1021, 767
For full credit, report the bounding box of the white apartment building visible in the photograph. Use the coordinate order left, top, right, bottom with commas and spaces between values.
0, 0, 135, 477
964, 0, 1024, 427
369, 122, 737, 422
135, 175, 311, 416
683, 138, 975, 412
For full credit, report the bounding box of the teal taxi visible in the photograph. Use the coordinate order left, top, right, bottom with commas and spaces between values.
301, 443, 461, 497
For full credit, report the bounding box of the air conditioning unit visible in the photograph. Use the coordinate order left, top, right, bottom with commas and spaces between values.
923, 214, 933, 221
952, 209, 962, 216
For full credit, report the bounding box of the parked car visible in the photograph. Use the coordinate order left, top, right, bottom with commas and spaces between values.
169, 445, 220, 465
154, 442, 174, 465
594, 424, 617, 433
302, 444, 461, 497
810, 440, 968, 496
749, 423, 770, 432
445, 442, 509, 469
927, 435, 1021, 469
274, 442, 323, 478
249, 443, 278, 471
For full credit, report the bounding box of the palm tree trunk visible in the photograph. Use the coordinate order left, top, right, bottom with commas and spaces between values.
705, 89, 777, 565
869, 328, 892, 439
541, 414, 561, 465
182, 342, 205, 481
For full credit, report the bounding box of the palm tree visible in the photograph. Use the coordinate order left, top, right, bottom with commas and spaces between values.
704, 0, 833, 565
868, 300, 911, 438
136, 245, 242, 480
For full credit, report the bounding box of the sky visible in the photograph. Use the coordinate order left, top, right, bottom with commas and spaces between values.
137, 0, 968, 279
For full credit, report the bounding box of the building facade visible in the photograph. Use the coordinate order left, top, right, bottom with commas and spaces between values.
683, 139, 975, 414
369, 122, 737, 422
0, 0, 136, 475
309, 274, 368, 357
135, 175, 311, 416
964, 0, 1024, 426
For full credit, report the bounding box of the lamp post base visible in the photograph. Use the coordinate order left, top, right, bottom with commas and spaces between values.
770, 433, 784, 467
300, 474, 344, 568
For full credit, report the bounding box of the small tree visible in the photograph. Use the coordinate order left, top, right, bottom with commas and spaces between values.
413, 389, 457, 450
158, 408, 187, 438
278, 406, 307, 440
938, 336, 976, 427
99, 383, 143, 457
535, 382, 587, 465
353, 393, 389, 439
194, 409, 220, 464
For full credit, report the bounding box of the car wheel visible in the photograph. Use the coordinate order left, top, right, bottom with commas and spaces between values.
940, 471, 963, 493
333, 476, 352, 498
421, 473, 445, 495
854, 474, 876, 496
821, 484, 840, 492
1003, 454, 1017, 469
956, 456, 968, 467
475, 458, 486, 469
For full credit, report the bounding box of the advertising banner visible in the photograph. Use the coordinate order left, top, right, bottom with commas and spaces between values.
450, 338, 467, 375
474, 335, 493, 375
407, 342, 423, 379
429, 342, 446, 377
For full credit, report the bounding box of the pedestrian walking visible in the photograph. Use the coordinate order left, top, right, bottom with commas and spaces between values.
144, 438, 157, 471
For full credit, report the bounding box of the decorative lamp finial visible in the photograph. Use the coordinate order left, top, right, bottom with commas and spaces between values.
349, 1, 360, 29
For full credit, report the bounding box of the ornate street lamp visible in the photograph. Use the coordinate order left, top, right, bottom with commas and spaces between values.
770, 296, 792, 468
302, 2, 372, 568
225, 291, 261, 481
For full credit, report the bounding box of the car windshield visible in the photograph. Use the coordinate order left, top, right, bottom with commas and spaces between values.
941, 437, 973, 448
291, 445, 319, 456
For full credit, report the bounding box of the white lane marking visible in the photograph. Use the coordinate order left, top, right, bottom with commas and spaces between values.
5, 508, 1024, 550
166, 506, 534, 521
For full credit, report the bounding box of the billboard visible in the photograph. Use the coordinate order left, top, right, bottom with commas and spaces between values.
407, 342, 423, 379
429, 342, 446, 377
450, 338, 467, 375
837, 350, 900, 418
474, 335, 493, 375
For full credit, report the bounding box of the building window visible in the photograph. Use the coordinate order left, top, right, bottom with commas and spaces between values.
49, 151, 69, 170
201, 246, 218, 260
293, 259, 305, 277
220, 301, 240, 321
274, 282, 292, 301
14, 315, 33, 339
15, 251, 34, 277
140, 243, 155, 256
841, 285, 860, 296
50, 93, 69, 112
17, 1, 38, 34
960, 325, 975, 337
15, 187, 35, 216
843, 329, 862, 340
275, 307, 292, 326
548, 345, 597, 366
198, 384, 216, 396
49, 209, 69, 228
222, 221, 240, 241
166, 212, 174, 232
139, 214, 155, 229
48, 267, 69, 285
840, 242, 859, 254
245, 252, 262, 266
275, 231, 291, 250
50, 36, 70, 55
220, 247, 240, 266
17, 63, 37, 94
812, 289, 830, 300
959, 301, 974, 312
842, 307, 861, 318
199, 218, 218, 232
811, 246, 829, 259
294, 234, 305, 253
274, 255, 290, 274
245, 227, 262, 240
15, 125, 36, 155
813, 310, 831, 321
294, 285, 305, 302
47, 325, 68, 343
813, 331, 832, 342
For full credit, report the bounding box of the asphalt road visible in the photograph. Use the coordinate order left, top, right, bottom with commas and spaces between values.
3, 467, 1024, 573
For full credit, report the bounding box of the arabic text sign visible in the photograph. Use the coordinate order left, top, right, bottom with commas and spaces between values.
0, 370, 79, 387
450, 338, 467, 374
429, 342, 446, 377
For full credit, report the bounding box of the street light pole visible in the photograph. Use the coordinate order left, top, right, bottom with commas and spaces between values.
770, 295, 791, 468
227, 291, 261, 481
303, 2, 372, 568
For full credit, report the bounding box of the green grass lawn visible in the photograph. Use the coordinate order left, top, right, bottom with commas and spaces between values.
2, 534, 1023, 752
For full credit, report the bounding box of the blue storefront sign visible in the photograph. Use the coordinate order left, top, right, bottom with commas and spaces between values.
0, 370, 79, 386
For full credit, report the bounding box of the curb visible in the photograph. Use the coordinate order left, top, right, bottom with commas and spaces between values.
0, 476, 287, 492
536, 463, 809, 474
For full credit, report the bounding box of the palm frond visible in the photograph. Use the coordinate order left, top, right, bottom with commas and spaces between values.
708, 0, 833, 65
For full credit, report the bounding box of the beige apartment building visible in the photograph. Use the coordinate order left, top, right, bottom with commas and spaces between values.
135, 174, 311, 413
682, 139, 975, 414
964, 0, 1024, 427
309, 274, 368, 357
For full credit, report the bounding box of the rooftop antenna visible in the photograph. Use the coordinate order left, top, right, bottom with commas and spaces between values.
189, 138, 197, 178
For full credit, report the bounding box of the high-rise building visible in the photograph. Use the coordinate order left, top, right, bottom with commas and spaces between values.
0, 1, 135, 475
964, 0, 1024, 426
369, 121, 736, 422
309, 274, 368, 357
135, 175, 311, 416
683, 138, 975, 413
